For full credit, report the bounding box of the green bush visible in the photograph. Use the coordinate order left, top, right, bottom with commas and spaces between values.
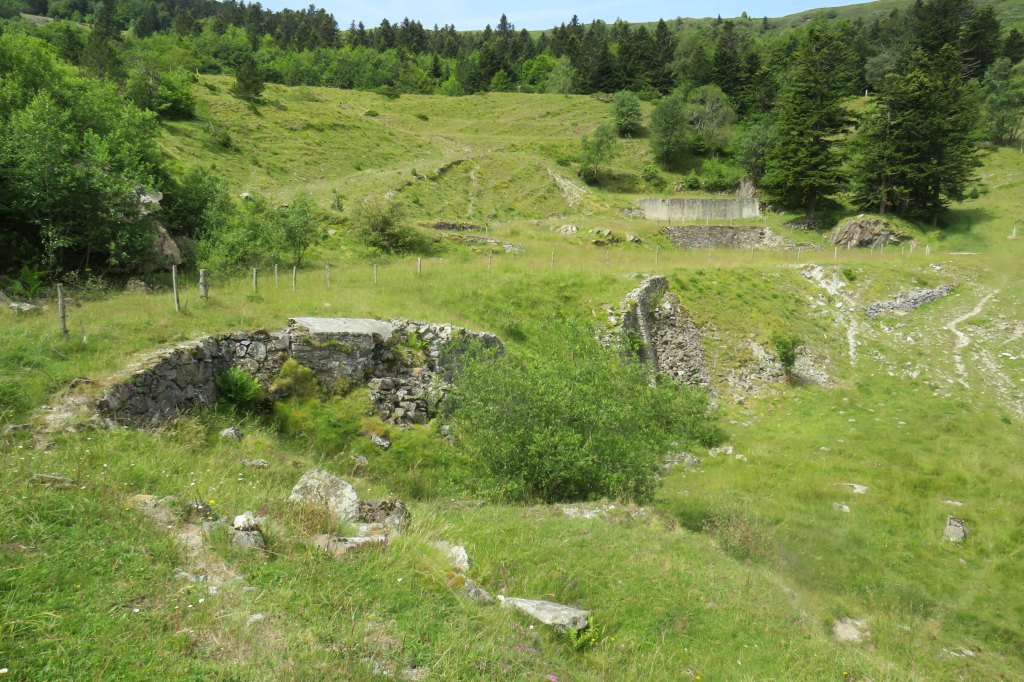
446, 318, 720, 504
353, 197, 429, 254
611, 90, 643, 137
772, 332, 801, 382
216, 366, 266, 411
269, 358, 319, 399
641, 163, 666, 190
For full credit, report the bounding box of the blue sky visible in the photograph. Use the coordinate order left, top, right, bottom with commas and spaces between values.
257, 0, 867, 31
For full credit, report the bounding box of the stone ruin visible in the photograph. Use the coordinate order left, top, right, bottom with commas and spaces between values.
95, 317, 502, 427
660, 225, 815, 250
608, 275, 709, 386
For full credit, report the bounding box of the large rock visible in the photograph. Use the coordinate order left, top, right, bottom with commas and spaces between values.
433, 541, 470, 572
289, 469, 359, 522
500, 597, 590, 633
831, 215, 907, 249
944, 516, 968, 542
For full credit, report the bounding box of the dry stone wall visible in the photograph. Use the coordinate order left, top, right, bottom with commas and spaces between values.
97, 318, 501, 427
610, 276, 709, 387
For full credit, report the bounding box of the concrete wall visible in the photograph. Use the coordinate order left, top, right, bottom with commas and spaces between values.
638, 198, 761, 221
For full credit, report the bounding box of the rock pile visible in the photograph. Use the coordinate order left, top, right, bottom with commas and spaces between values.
865, 284, 954, 320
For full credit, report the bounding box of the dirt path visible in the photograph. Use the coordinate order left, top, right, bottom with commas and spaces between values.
945, 290, 998, 387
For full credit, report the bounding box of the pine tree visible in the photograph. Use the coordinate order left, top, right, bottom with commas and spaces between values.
761, 24, 857, 215
232, 51, 265, 102
1004, 28, 1024, 64
849, 47, 980, 223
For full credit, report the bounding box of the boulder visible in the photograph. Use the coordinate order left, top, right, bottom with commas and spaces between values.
831, 215, 907, 249
358, 499, 407, 533
833, 617, 869, 643
289, 469, 359, 523
220, 426, 243, 440
241, 458, 269, 468
500, 597, 590, 633
462, 578, 494, 604
231, 530, 266, 551
369, 434, 391, 450
556, 224, 579, 235
232, 511, 261, 531
313, 533, 387, 558
9, 302, 38, 314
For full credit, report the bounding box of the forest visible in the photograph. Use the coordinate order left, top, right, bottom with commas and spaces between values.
0, 0, 1022, 280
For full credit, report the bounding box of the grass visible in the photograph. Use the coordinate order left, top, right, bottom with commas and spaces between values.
2, 78, 1024, 680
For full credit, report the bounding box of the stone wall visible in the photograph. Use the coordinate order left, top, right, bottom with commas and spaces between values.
638, 198, 761, 221
97, 318, 502, 427
610, 276, 709, 387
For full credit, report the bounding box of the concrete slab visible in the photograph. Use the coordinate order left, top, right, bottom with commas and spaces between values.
288, 318, 394, 338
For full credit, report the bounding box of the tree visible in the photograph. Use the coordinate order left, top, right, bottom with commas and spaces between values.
980, 58, 1022, 146
958, 6, 1001, 77
578, 123, 617, 184
849, 47, 980, 222
761, 24, 857, 215
232, 51, 264, 102
545, 55, 578, 94
649, 89, 689, 169
611, 90, 642, 136
686, 84, 734, 153
730, 117, 776, 182
1004, 28, 1024, 65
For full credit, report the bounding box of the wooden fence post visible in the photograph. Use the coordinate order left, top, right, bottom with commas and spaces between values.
252, 268, 258, 292
373, 262, 378, 285
325, 264, 330, 289
292, 266, 297, 292
57, 284, 69, 340
199, 269, 209, 300
417, 256, 422, 275
172, 265, 180, 313
274, 264, 279, 287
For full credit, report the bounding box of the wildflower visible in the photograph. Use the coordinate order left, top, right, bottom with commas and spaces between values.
546, 675, 558, 682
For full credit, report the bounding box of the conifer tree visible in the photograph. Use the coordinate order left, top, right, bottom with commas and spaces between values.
761, 24, 857, 215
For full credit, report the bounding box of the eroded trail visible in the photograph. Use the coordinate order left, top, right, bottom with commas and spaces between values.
945, 290, 998, 387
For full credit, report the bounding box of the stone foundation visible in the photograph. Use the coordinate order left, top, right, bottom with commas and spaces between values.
96, 318, 502, 427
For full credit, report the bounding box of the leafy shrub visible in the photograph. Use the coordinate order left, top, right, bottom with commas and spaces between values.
771, 332, 801, 381
364, 110, 380, 117
353, 197, 429, 254
698, 158, 743, 193
446, 318, 720, 504
611, 90, 643, 137
641, 163, 666, 190
841, 267, 858, 282
216, 366, 265, 411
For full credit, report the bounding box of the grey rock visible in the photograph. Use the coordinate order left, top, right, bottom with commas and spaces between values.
833, 617, 869, 643
865, 284, 954, 320
32, 472, 74, 488
833, 503, 851, 513
370, 434, 391, 450
461, 577, 494, 604
313, 533, 387, 558
246, 613, 265, 626
944, 516, 968, 542
500, 597, 590, 633
241, 458, 269, 468
185, 500, 218, 522
289, 469, 359, 523
289, 317, 394, 339
220, 426, 243, 440
231, 530, 266, 550
232, 511, 261, 531
433, 541, 469, 572
556, 224, 578, 235
9, 302, 38, 313
350, 455, 369, 469
358, 499, 407, 533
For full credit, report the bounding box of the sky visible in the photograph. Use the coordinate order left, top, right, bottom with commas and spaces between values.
256, 0, 870, 31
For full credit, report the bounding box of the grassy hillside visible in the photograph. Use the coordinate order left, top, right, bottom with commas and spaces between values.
2, 79, 1023, 680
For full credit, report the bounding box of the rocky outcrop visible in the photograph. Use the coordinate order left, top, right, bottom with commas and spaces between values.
865, 285, 954, 320
610, 276, 709, 387
831, 215, 909, 249
94, 317, 502, 427
500, 597, 590, 633
442, 233, 523, 254
289, 469, 360, 522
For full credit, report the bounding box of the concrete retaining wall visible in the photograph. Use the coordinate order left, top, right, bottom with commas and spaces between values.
638, 198, 761, 221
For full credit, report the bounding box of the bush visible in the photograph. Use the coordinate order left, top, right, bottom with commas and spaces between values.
611, 90, 643, 137
353, 197, 428, 254
641, 163, 667, 190
446, 318, 720, 504
649, 90, 689, 169
216, 366, 265, 411
772, 332, 801, 382
578, 123, 617, 184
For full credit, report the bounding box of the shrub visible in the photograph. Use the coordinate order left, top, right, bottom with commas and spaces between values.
641, 163, 666, 190
446, 317, 720, 504
353, 197, 428, 254
772, 332, 801, 382
216, 366, 265, 411
611, 90, 643, 137
578, 123, 617, 184
269, 358, 319, 399
649, 90, 689, 169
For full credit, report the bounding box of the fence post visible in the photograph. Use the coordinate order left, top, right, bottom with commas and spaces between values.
292, 266, 297, 292
199, 269, 209, 300
252, 267, 258, 292
417, 256, 422, 275
374, 262, 378, 285
172, 265, 180, 313
656, 246, 660, 265
274, 264, 279, 287
325, 264, 330, 289
57, 284, 69, 340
